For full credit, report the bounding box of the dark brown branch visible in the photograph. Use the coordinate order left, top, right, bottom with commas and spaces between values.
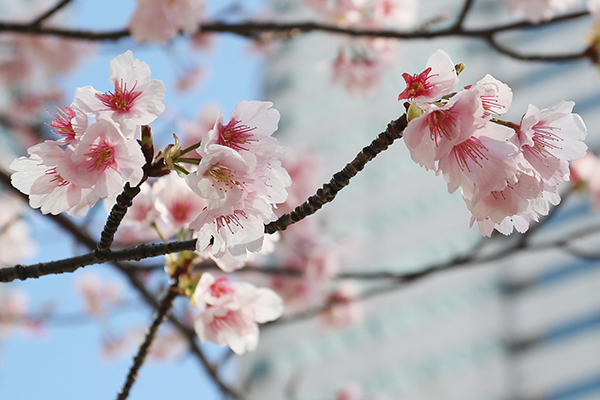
265, 114, 407, 234
486, 35, 589, 62
30, 0, 73, 26
95, 183, 142, 257
0, 239, 197, 283
0, 171, 241, 399
453, 0, 475, 30
117, 284, 178, 400
0, 10, 591, 61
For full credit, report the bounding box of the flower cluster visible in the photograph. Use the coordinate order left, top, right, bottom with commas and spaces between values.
184, 100, 291, 261
192, 273, 283, 355
400, 50, 587, 236
10, 51, 164, 217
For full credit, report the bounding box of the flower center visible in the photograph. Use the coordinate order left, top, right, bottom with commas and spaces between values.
209, 277, 234, 298
96, 79, 142, 112
207, 167, 244, 192
216, 119, 256, 152
427, 110, 457, 145
398, 67, 433, 100
452, 137, 489, 172
47, 107, 77, 143
85, 140, 117, 173
215, 210, 247, 234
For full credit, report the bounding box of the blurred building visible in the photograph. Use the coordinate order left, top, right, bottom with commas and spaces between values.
239, 1, 600, 399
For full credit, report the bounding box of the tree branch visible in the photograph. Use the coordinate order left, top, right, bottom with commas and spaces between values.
30, 0, 73, 26
265, 114, 407, 234
117, 284, 178, 400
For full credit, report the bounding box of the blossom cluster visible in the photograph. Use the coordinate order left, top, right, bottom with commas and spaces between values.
184, 100, 291, 261
10, 51, 164, 217
399, 50, 587, 236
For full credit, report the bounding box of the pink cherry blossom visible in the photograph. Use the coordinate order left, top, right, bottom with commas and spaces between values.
10, 141, 99, 217
398, 49, 459, 104
191, 200, 272, 260
73, 50, 165, 132
63, 118, 146, 198
153, 172, 207, 235
403, 89, 486, 170
437, 122, 520, 202
192, 272, 283, 355
515, 101, 587, 186
46, 106, 88, 145
469, 74, 513, 116
129, 0, 204, 43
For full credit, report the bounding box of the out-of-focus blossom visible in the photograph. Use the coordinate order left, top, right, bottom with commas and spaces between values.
0, 288, 28, 336
320, 282, 364, 329
153, 171, 207, 235
0, 194, 34, 268
504, 0, 581, 23
192, 273, 283, 354
129, 0, 205, 43
76, 273, 123, 318
571, 150, 600, 208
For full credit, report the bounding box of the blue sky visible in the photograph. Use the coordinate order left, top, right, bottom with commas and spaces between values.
0, 1, 265, 399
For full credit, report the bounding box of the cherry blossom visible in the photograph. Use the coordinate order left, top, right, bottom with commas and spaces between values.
403, 89, 486, 170
10, 141, 99, 217
192, 273, 283, 355
73, 50, 165, 132
46, 106, 88, 145
398, 49, 459, 105
63, 118, 146, 198
153, 172, 207, 235
515, 101, 587, 186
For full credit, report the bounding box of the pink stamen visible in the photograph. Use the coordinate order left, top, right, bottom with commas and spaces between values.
46, 106, 77, 143
209, 277, 234, 298
85, 140, 117, 173
45, 167, 69, 187
427, 110, 457, 145
95, 79, 142, 112
530, 124, 563, 159
453, 137, 489, 172
215, 210, 247, 234
216, 119, 257, 152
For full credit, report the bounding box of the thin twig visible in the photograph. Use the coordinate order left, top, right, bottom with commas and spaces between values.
265, 115, 407, 234
30, 0, 73, 26
452, 0, 475, 30
117, 284, 178, 400
0, 10, 592, 61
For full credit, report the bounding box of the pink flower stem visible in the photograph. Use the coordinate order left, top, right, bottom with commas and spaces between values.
265, 114, 407, 234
